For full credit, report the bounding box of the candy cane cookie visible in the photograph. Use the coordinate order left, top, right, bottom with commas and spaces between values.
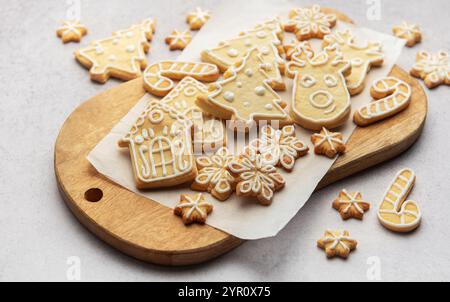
378, 168, 422, 233
354, 77, 412, 127
143, 61, 220, 97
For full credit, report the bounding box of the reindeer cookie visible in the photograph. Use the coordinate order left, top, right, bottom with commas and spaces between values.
202, 19, 286, 91
75, 19, 156, 83
197, 48, 292, 131
286, 43, 352, 130
284, 5, 337, 41
160, 77, 226, 152
354, 77, 412, 127
378, 168, 422, 233
118, 101, 197, 189
174, 193, 213, 225
323, 29, 384, 96
143, 61, 220, 97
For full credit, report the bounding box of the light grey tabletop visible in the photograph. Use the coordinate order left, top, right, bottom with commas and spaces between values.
1, 0, 449, 282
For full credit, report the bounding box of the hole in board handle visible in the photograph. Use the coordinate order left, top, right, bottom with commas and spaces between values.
84, 188, 103, 202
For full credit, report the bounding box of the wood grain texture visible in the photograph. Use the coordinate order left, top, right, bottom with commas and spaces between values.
54, 9, 427, 266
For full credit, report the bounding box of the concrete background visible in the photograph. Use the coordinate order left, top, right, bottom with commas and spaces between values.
0, 0, 449, 281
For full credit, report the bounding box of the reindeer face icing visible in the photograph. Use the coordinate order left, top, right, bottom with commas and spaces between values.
287, 43, 352, 130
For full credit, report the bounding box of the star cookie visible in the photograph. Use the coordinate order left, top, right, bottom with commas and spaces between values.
165, 30, 193, 51
244, 125, 309, 172
56, 20, 88, 43
192, 147, 236, 201
392, 22, 422, 47
284, 5, 337, 41
410, 50, 450, 89
311, 127, 346, 158
186, 7, 211, 30
174, 193, 213, 225
332, 190, 370, 220
317, 230, 357, 259
228, 152, 285, 206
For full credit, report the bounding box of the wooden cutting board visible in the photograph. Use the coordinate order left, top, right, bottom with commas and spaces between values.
54, 9, 427, 266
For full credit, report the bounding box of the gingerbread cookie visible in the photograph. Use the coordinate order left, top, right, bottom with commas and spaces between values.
410, 50, 450, 89
378, 168, 422, 233
75, 18, 156, 83
186, 7, 211, 30
143, 61, 220, 97
165, 30, 192, 50
317, 230, 357, 259
197, 48, 292, 130
354, 77, 412, 127
243, 125, 309, 172
333, 190, 370, 220
287, 44, 352, 130
311, 127, 345, 158
118, 101, 197, 189
56, 20, 87, 43
392, 22, 422, 47
160, 77, 226, 152
228, 152, 285, 206
201, 19, 286, 91
192, 147, 236, 201
174, 193, 213, 225
323, 29, 384, 96
284, 5, 337, 41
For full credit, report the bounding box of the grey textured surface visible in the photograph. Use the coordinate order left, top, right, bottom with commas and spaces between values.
0, 0, 449, 281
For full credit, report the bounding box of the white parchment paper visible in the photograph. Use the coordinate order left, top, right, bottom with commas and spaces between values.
87, 0, 405, 240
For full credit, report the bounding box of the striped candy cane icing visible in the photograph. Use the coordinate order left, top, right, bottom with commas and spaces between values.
143, 61, 220, 97
354, 77, 411, 126
378, 168, 422, 233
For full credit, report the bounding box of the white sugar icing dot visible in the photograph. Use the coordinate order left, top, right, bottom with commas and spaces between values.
261, 47, 270, 55
256, 31, 267, 38
244, 39, 252, 47
108, 55, 116, 61
126, 32, 134, 38
255, 86, 266, 96
227, 48, 239, 57
126, 45, 135, 53
243, 101, 251, 107
223, 91, 235, 102
245, 69, 253, 77
260, 63, 272, 71
112, 38, 120, 45
95, 46, 104, 54
135, 135, 144, 144
265, 104, 273, 110
236, 82, 243, 88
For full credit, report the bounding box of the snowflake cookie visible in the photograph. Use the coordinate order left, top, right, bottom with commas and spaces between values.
186, 7, 211, 30
192, 147, 236, 201
392, 22, 422, 47
56, 20, 88, 43
174, 193, 213, 225
165, 30, 192, 51
197, 47, 292, 130
244, 125, 309, 172
311, 127, 346, 158
378, 168, 422, 233
410, 50, 450, 89
228, 153, 285, 206
332, 190, 370, 220
284, 5, 337, 41
317, 230, 357, 259
75, 18, 156, 83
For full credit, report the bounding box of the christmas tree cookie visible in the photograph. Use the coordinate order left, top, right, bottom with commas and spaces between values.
75, 18, 155, 83
201, 19, 286, 91
197, 48, 292, 131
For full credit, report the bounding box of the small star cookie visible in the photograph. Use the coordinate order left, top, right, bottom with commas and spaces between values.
244, 125, 309, 172
311, 127, 346, 158
332, 190, 370, 220
174, 193, 213, 225
228, 152, 285, 206
165, 30, 193, 51
317, 230, 357, 259
56, 20, 88, 43
410, 50, 450, 89
284, 5, 337, 41
392, 22, 422, 47
192, 147, 236, 201
186, 7, 211, 30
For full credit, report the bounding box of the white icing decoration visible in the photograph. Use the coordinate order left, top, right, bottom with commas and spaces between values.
261, 47, 270, 55
255, 86, 266, 96
244, 39, 252, 47
126, 45, 135, 53
243, 101, 251, 107
245, 69, 253, 77
264, 104, 273, 110
223, 91, 235, 102
227, 48, 239, 57
108, 55, 116, 61
183, 86, 197, 97
324, 74, 338, 87
256, 31, 267, 38
300, 75, 317, 88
